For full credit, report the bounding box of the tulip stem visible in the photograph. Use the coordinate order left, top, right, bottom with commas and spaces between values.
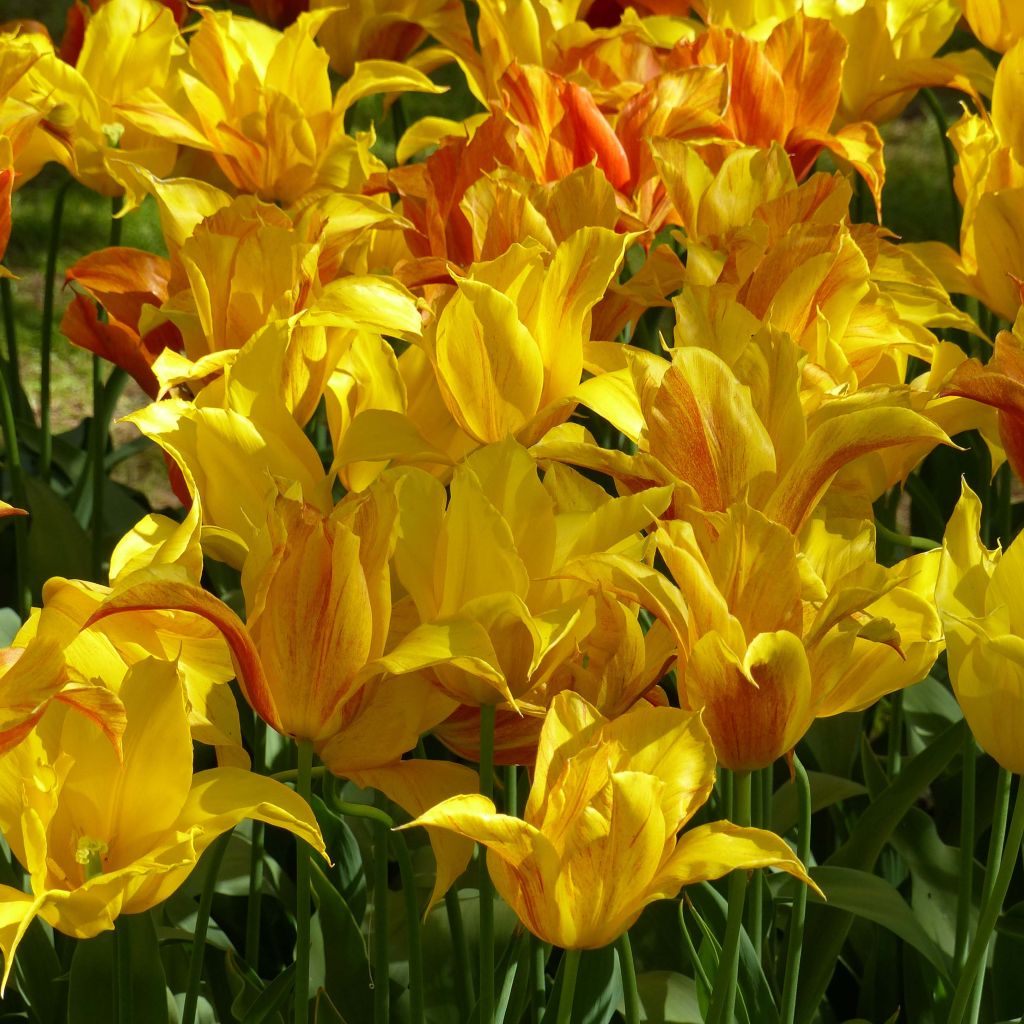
245, 718, 267, 970
554, 949, 582, 1024
391, 830, 424, 1024
181, 831, 232, 1024
780, 755, 812, 1024
966, 767, 1013, 1024
479, 704, 497, 1024
947, 776, 1024, 1024
445, 888, 475, 1019
679, 899, 713, 998
294, 740, 314, 1024
617, 932, 641, 1024
708, 771, 751, 1024
0, 278, 25, 420
921, 88, 961, 249
505, 765, 518, 815
373, 816, 391, 1024
530, 938, 548, 1023
0, 356, 29, 617
115, 919, 133, 1024
887, 691, 904, 778
953, 734, 977, 975
873, 518, 939, 553
39, 178, 71, 483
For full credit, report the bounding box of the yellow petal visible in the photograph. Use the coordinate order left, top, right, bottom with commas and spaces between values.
651, 820, 821, 898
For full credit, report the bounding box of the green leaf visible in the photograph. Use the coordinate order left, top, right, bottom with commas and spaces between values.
635, 971, 703, 1024
541, 946, 621, 1024
0, 607, 21, 646
772, 772, 867, 835
69, 916, 170, 1024
309, 860, 373, 1022
794, 719, 966, 1024
902, 677, 963, 754
23, 477, 90, 594
313, 990, 348, 1023
689, 883, 777, 1024
795, 867, 950, 977
241, 964, 295, 1024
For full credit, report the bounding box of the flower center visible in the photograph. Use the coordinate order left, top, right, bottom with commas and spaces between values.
74, 837, 109, 880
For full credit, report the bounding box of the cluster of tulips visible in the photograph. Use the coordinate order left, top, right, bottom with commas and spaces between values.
1, 0, 1024, 1022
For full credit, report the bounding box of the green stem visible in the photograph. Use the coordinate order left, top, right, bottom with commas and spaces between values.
88, 198, 123, 581
39, 179, 70, 483
873, 518, 939, 553
554, 949, 582, 1024
617, 932, 640, 1024
391, 830, 424, 1024
708, 771, 751, 1024
244, 718, 267, 969
445, 888, 474, 1019
505, 765, 518, 816
531, 938, 547, 1024
0, 361, 29, 617
887, 692, 904, 778
115, 918, 133, 1024
749, 770, 764, 960
373, 817, 390, 1024
954, 735, 977, 975
780, 756, 812, 1024
679, 899, 713, 997
271, 764, 329, 785
966, 768, 1013, 1024
947, 778, 1024, 1024
0, 278, 25, 420
181, 831, 232, 1024
294, 740, 314, 1024
921, 88, 961, 249
479, 704, 497, 1024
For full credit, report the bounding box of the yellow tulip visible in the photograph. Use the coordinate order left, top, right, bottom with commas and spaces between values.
910, 41, 1024, 321
648, 503, 943, 772
570, 335, 950, 532
405, 690, 819, 949
936, 481, 1024, 773
0, 0, 187, 197
86, 492, 480, 913
960, 0, 1024, 52
373, 440, 672, 707
0, 658, 325, 989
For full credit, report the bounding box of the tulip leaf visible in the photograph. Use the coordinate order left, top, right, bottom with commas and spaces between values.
23, 477, 90, 594
902, 677, 963, 753
541, 945, 621, 1024
309, 860, 373, 1022
69, 915, 170, 1024
772, 771, 867, 835
0, 607, 20, 646
635, 971, 703, 1023
313, 990, 348, 1023
792, 866, 950, 976
688, 882, 777, 1024
993, 913, 1024, 1021
241, 963, 295, 1024
795, 719, 966, 1024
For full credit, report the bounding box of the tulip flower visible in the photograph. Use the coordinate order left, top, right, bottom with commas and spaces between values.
404, 690, 819, 949
909, 41, 1024, 322
0, 0, 188, 197
565, 336, 950, 532
942, 316, 1024, 482
0, 657, 326, 989
936, 481, 1024, 774
960, 0, 1024, 53
373, 440, 672, 707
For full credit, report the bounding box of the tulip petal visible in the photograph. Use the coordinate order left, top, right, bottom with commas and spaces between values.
349, 760, 479, 913
651, 820, 821, 899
